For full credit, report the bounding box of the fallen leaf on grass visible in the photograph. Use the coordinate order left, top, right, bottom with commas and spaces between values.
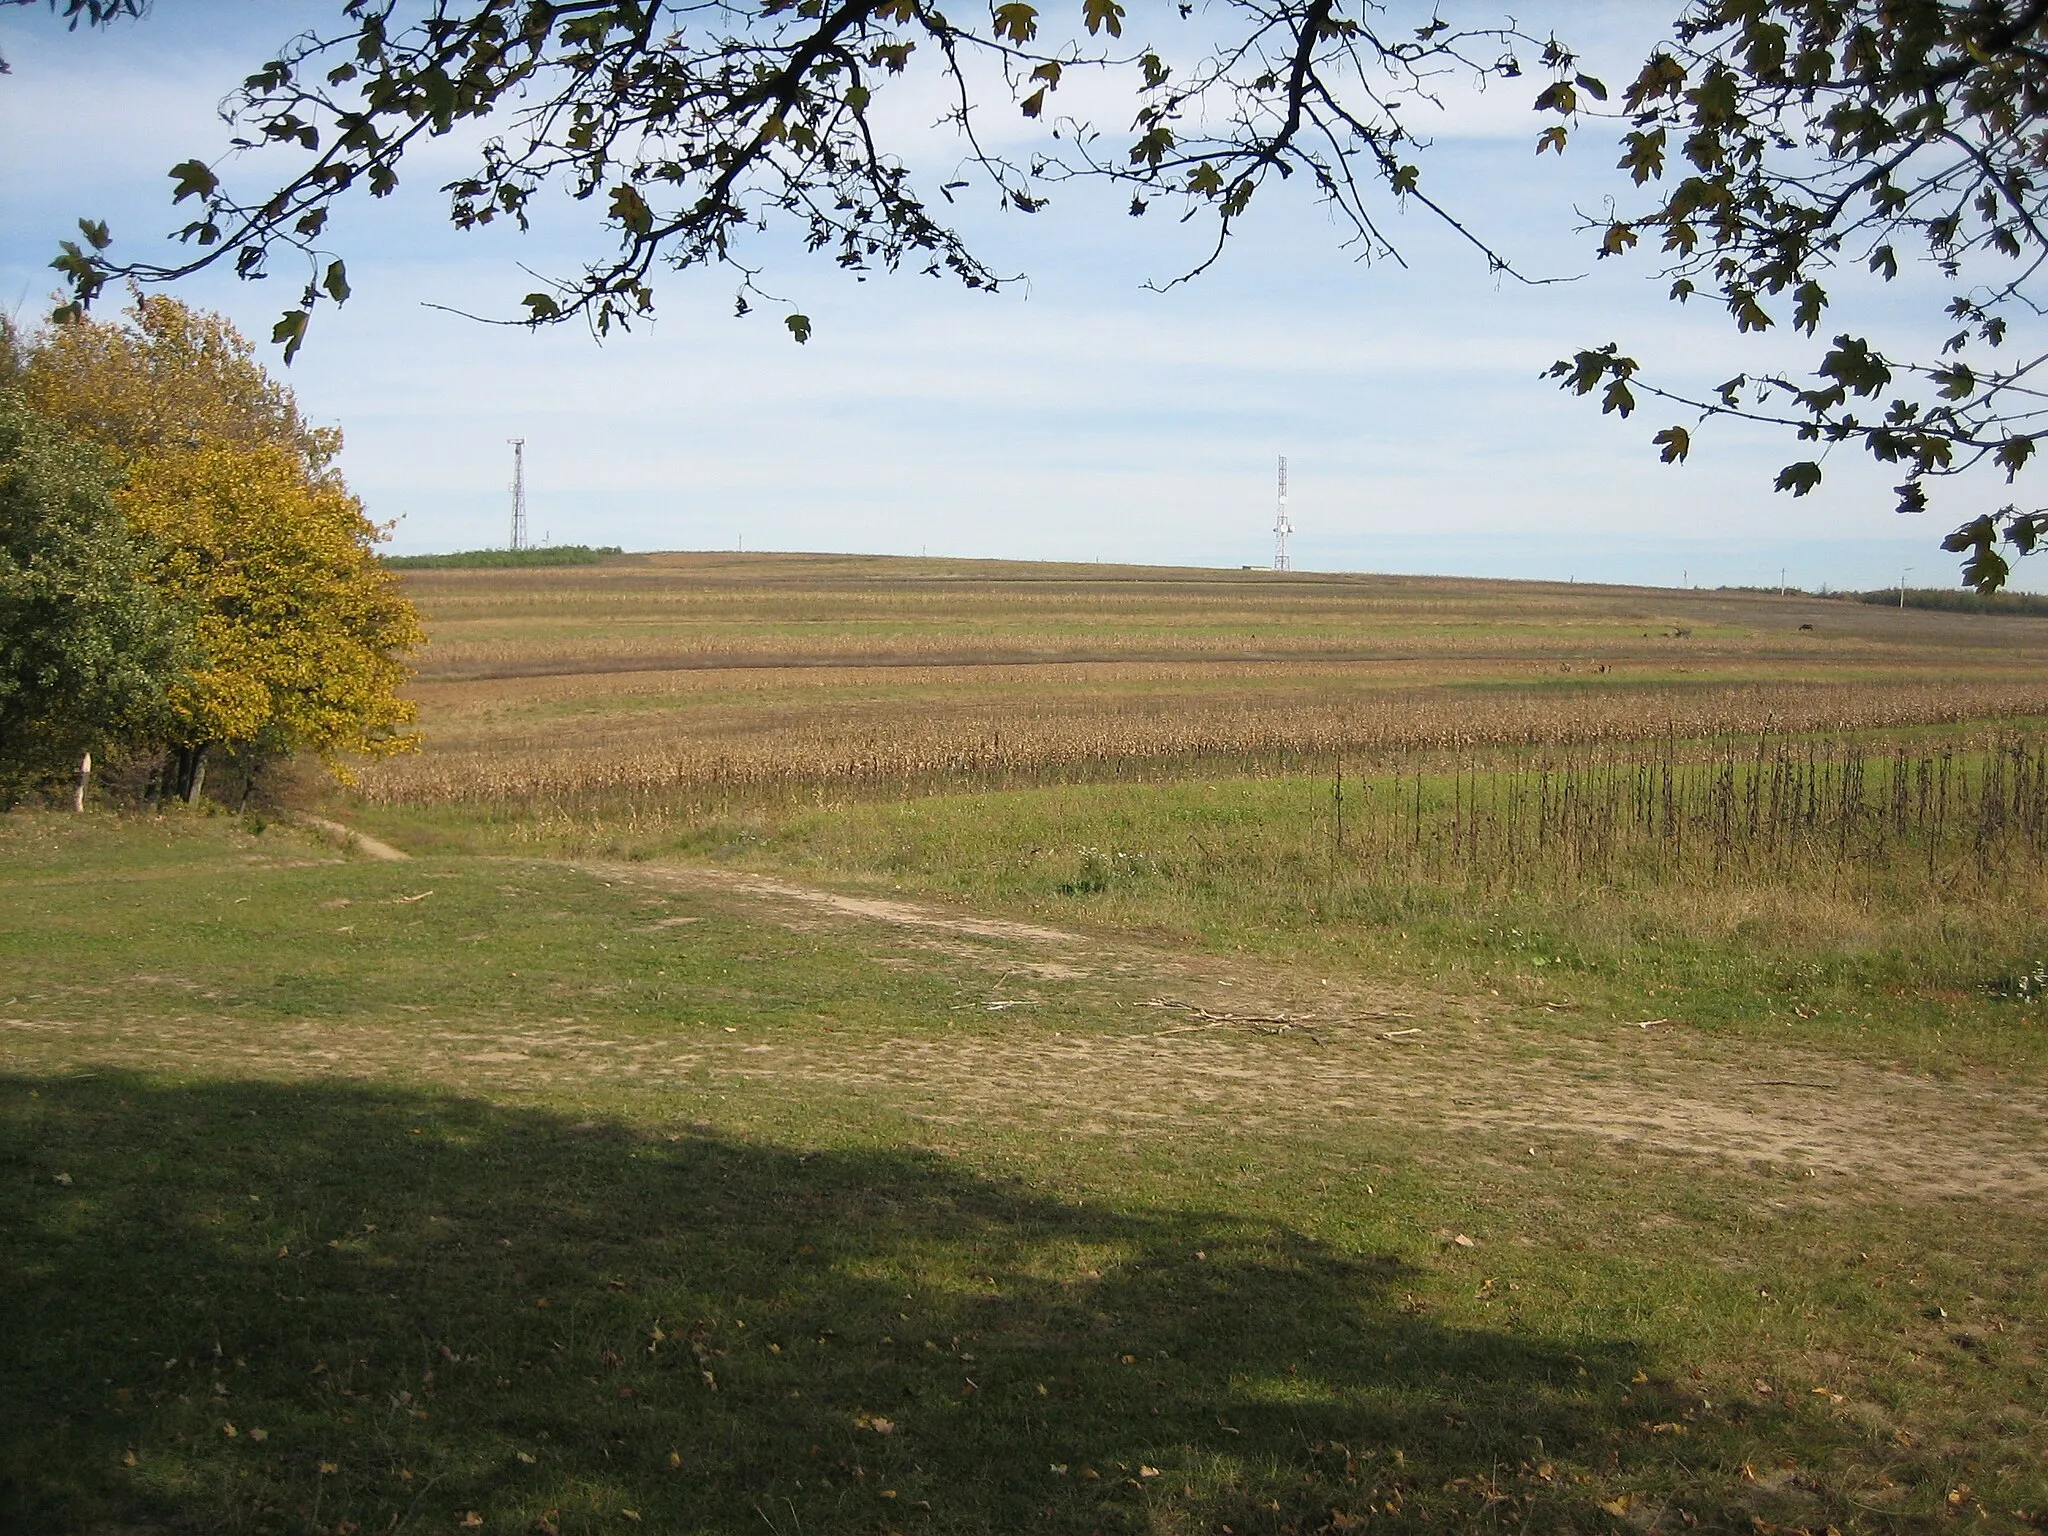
247, 1428, 268, 1443
51, 1173, 72, 1187
516, 1451, 537, 1465
460, 1515, 483, 1529
121, 1450, 136, 1467
853, 1414, 895, 1434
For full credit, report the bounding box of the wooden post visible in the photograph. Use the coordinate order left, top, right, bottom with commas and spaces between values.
72, 751, 91, 813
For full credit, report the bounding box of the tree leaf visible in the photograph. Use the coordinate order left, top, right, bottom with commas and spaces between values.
270, 308, 310, 364
1082, 0, 1124, 38
992, 3, 1038, 44
168, 160, 218, 204
1773, 461, 1823, 497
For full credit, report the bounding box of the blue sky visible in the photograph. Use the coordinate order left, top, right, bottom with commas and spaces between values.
0, 0, 2017, 589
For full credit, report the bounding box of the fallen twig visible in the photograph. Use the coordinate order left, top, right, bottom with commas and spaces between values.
1138, 998, 1308, 1026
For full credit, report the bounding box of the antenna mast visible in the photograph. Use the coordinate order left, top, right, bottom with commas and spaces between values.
1273, 455, 1292, 572
507, 438, 528, 552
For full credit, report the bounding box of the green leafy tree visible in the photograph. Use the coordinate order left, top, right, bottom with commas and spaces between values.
25, 0, 2048, 587
0, 391, 192, 799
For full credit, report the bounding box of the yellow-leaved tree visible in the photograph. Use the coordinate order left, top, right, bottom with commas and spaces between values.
118, 444, 423, 794
22, 295, 419, 800
25, 292, 339, 473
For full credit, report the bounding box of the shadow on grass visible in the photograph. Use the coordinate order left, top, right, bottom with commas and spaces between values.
1, 1071, 1854, 1535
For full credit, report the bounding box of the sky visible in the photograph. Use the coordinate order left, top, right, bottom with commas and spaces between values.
0, 0, 2022, 589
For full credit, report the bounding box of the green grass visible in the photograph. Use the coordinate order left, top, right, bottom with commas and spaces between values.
384, 546, 625, 569
356, 766, 2048, 1080
3, 811, 2047, 1533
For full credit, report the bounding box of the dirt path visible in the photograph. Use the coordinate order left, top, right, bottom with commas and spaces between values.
586, 860, 2048, 1205
613, 865, 1080, 944
289, 814, 410, 862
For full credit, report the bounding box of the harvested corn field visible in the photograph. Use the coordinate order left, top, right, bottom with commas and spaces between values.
362, 553, 2048, 806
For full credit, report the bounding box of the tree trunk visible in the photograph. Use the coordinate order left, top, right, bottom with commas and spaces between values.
174, 743, 212, 804
72, 751, 91, 813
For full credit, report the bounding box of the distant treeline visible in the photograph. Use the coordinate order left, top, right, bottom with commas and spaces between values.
1836, 587, 2048, 617
383, 545, 624, 569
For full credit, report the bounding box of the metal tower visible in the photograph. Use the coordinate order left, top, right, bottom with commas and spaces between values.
1273, 455, 1293, 572
508, 438, 528, 552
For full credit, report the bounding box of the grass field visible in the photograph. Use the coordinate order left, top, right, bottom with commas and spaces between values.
7, 554, 2047, 1534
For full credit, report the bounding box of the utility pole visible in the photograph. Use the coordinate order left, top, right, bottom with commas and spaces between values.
1273, 456, 1292, 572
1900, 567, 1912, 609
507, 438, 528, 552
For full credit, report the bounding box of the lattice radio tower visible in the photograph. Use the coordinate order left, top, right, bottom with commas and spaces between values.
507, 437, 528, 552
1273, 455, 1293, 572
